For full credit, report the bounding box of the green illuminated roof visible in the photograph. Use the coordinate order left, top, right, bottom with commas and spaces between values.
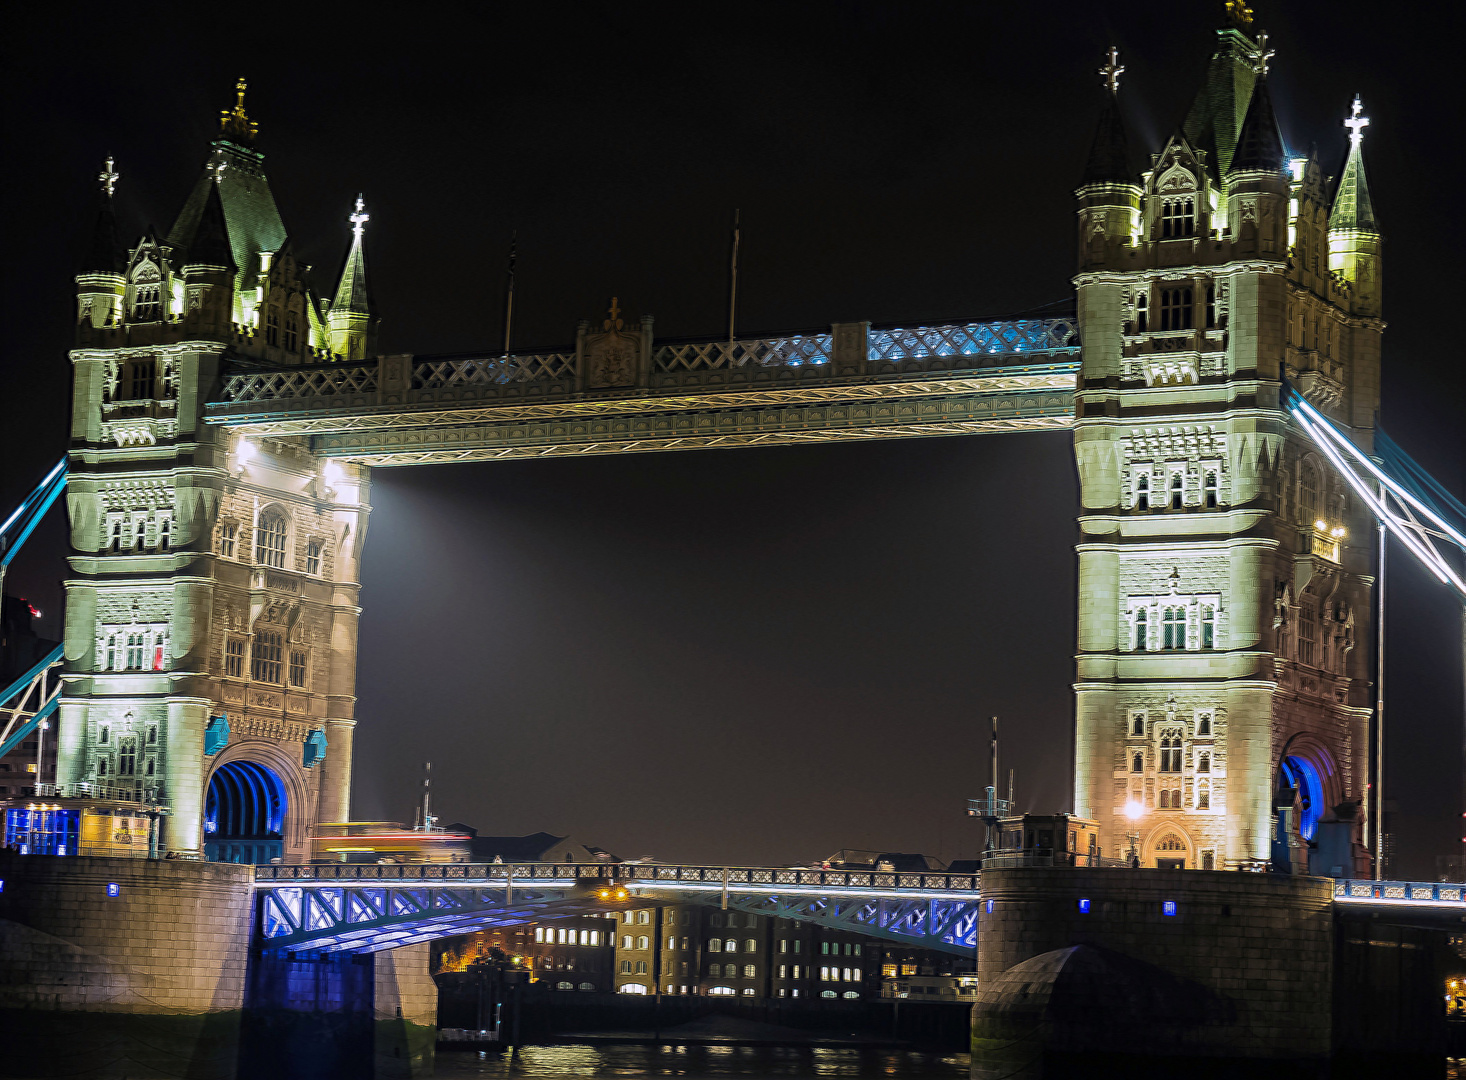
168, 139, 286, 278
1229, 76, 1286, 173
1182, 27, 1260, 182
1330, 139, 1378, 232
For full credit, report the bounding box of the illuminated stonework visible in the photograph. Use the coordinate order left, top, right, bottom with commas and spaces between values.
1072, 28, 1381, 871
60, 111, 373, 859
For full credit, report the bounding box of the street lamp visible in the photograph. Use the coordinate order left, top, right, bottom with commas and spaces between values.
1124, 801, 1145, 868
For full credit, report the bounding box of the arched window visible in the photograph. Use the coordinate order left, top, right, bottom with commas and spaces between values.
159, 518, 171, 551
707, 938, 721, 952
118, 739, 136, 776
1197, 712, 1212, 736
1157, 834, 1186, 852
745, 939, 757, 953
1132, 752, 1143, 773
1197, 783, 1210, 810
1198, 752, 1210, 774
637, 910, 650, 924
1159, 789, 1170, 809
1204, 471, 1219, 508
97, 757, 108, 776
1169, 472, 1185, 509
1135, 609, 1148, 650
1301, 461, 1320, 526
1135, 292, 1149, 333
1163, 608, 1185, 649
126, 633, 146, 669
724, 939, 737, 953
284, 312, 299, 352
1171, 789, 1181, 808
1135, 473, 1150, 510
634, 960, 647, 974
636, 936, 649, 950
98, 725, 110, 745
109, 521, 123, 552
708, 963, 722, 977
252, 631, 283, 683
743, 965, 757, 978
1132, 715, 1145, 736
1201, 606, 1215, 649
256, 511, 288, 569
265, 307, 280, 346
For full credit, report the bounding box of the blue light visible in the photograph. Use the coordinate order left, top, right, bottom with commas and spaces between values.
0, 880, 5, 893
107, 883, 120, 897
1162, 900, 1177, 916
1077, 898, 1091, 913
985, 899, 993, 913
1281, 756, 1324, 842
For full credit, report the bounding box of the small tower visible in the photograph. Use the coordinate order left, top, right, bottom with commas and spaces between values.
178, 175, 237, 338
76, 158, 126, 335
1329, 97, 1382, 318
328, 196, 377, 360
1076, 48, 1142, 274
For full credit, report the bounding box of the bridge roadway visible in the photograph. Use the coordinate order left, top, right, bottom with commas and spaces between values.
202, 317, 1080, 465
255, 859, 1464, 957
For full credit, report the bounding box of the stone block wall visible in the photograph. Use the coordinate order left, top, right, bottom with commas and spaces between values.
975, 867, 1334, 1064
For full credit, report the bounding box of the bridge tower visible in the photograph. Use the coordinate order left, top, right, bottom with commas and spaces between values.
1071, 18, 1382, 871
59, 82, 373, 860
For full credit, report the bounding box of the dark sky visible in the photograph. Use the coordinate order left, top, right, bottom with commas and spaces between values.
2, 1, 1461, 875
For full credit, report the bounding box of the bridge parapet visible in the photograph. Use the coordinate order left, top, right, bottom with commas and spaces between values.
1334, 878, 1466, 906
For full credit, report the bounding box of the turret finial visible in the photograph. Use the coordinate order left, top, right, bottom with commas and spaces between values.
1253, 30, 1275, 76
349, 195, 369, 239
1099, 46, 1124, 95
1225, 0, 1254, 28
604, 297, 624, 331
219, 76, 258, 142
98, 157, 119, 198
1344, 95, 1370, 147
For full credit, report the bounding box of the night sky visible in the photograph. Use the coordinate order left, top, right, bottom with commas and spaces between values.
2, 1, 1461, 876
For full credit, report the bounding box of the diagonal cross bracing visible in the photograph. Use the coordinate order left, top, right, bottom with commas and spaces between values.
253, 862, 982, 955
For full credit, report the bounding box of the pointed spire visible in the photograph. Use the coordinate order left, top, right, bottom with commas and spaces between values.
185, 179, 237, 270
1331, 96, 1379, 232
82, 158, 126, 274
1229, 74, 1286, 173
331, 196, 372, 316
1080, 47, 1133, 185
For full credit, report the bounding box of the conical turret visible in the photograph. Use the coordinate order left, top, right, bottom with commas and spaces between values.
1075, 47, 1142, 272
180, 177, 238, 336
1182, 25, 1263, 183
328, 196, 377, 360
1081, 50, 1133, 186
76, 157, 127, 337
1329, 96, 1382, 315
1229, 75, 1286, 175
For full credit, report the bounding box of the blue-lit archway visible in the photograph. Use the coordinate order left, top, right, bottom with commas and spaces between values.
205, 760, 288, 864
1280, 755, 1324, 842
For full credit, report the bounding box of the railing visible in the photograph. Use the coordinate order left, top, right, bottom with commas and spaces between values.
868, 319, 1077, 363
654, 334, 832, 372
219, 363, 378, 403
979, 852, 1130, 870
255, 861, 980, 893
33, 781, 163, 804
413, 354, 576, 387
1335, 879, 1466, 904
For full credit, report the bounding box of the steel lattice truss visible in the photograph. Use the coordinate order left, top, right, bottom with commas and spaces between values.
254, 862, 982, 955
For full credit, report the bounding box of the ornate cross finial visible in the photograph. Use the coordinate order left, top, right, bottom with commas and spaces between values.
1253, 31, 1275, 76
219, 76, 258, 142
1225, 0, 1254, 28
1344, 95, 1370, 147
98, 156, 119, 198
1099, 46, 1124, 95
349, 195, 369, 239
604, 297, 624, 331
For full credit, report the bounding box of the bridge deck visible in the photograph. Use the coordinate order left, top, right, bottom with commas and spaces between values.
203, 318, 1079, 465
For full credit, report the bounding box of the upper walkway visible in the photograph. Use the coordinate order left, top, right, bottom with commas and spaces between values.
202, 317, 1079, 466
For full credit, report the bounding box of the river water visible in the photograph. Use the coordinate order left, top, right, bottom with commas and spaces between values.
435, 1045, 971, 1078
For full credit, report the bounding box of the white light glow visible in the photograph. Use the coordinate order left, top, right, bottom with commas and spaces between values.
1124, 801, 1145, 821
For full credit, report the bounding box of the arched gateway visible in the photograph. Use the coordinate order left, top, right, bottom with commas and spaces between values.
53, 26, 1380, 874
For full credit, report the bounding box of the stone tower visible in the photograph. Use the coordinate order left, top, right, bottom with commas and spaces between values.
1072, 20, 1381, 872
60, 82, 374, 860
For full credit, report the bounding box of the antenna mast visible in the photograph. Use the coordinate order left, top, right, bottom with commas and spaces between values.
421, 761, 435, 833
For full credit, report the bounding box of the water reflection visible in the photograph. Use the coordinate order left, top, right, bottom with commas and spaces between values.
435, 1044, 971, 1078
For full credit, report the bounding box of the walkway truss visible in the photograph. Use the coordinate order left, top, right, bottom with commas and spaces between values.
255, 863, 981, 956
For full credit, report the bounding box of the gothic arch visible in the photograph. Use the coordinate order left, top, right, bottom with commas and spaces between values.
1141, 822, 1194, 868
1277, 733, 1344, 842
206, 738, 314, 861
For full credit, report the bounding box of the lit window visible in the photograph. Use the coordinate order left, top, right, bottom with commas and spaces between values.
743, 965, 756, 978
225, 639, 244, 678
708, 986, 734, 996
131, 285, 161, 322
822, 990, 837, 999
252, 631, 283, 683
305, 540, 323, 575
742, 988, 755, 996
289, 650, 307, 688
724, 939, 737, 953
709, 963, 722, 977
535, 928, 544, 943
634, 961, 647, 974
619, 982, 647, 994
618, 960, 631, 974
707, 939, 721, 952
621, 935, 633, 950
1159, 287, 1194, 331
779, 964, 787, 978
256, 511, 288, 569
637, 910, 649, 924
745, 939, 756, 953
636, 936, 649, 951
218, 522, 237, 558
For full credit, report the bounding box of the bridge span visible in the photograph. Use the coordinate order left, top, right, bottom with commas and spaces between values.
256, 861, 983, 955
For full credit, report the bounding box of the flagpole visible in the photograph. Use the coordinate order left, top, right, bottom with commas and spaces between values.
727, 209, 740, 345
503, 232, 517, 357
